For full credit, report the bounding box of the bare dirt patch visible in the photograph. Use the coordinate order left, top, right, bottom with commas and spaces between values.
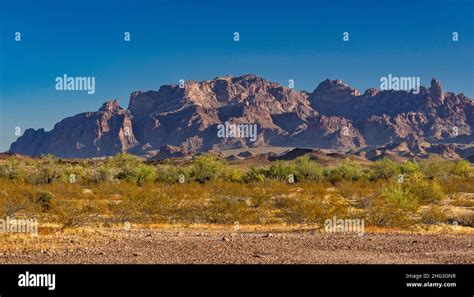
1, 228, 472, 264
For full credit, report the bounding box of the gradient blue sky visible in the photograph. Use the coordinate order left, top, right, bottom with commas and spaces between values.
0, 0, 473, 151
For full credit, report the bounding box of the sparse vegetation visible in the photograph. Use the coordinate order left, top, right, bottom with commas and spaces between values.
420, 206, 448, 225
0, 153, 472, 229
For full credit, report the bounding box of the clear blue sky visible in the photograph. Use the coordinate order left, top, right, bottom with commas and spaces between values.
0, 0, 473, 151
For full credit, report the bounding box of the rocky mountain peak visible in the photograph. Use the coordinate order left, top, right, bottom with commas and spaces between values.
99, 99, 121, 112
363, 88, 379, 97
8, 75, 473, 160
315, 79, 347, 92
313, 79, 359, 97
430, 78, 444, 101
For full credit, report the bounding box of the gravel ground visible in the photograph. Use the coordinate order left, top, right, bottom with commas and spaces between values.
0, 229, 473, 264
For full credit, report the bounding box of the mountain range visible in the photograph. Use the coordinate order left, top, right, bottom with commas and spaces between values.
8, 74, 474, 161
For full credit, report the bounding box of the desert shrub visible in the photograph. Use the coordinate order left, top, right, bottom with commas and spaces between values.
380, 183, 418, 210
190, 154, 225, 183
419, 156, 453, 180
108, 188, 155, 222
112, 153, 140, 179
84, 162, 120, 184
106, 153, 157, 185
53, 204, 84, 228
273, 185, 348, 224
32, 155, 62, 184
267, 160, 297, 181
156, 165, 190, 183
274, 195, 324, 224
336, 179, 383, 201
0, 159, 20, 180
207, 194, 257, 224
134, 163, 157, 186
399, 160, 421, 175
36, 190, 53, 212
420, 206, 448, 224
0, 152, 468, 229
61, 164, 86, 184
450, 159, 473, 178
379, 173, 444, 207
108, 183, 211, 224
364, 195, 413, 227
152, 183, 211, 224
320, 194, 351, 220
370, 157, 399, 180
170, 184, 236, 224
97, 163, 119, 183
439, 178, 474, 198
243, 167, 266, 183
222, 166, 246, 182
213, 181, 275, 222
325, 161, 365, 183
51, 192, 98, 229
0, 187, 33, 218
294, 156, 324, 181
298, 181, 331, 198
405, 173, 445, 203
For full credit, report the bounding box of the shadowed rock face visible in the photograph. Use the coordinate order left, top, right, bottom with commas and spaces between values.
310, 78, 473, 144
8, 75, 474, 159
9, 100, 138, 158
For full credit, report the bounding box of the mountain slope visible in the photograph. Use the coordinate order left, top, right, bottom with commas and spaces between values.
8, 75, 474, 159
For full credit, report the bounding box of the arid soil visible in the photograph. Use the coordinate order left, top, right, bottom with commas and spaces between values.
0, 228, 472, 264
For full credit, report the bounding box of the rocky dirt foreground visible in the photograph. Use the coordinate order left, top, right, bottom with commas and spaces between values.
0, 228, 473, 264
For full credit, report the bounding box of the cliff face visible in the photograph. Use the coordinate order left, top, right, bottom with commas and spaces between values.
309, 78, 473, 145
8, 75, 474, 159
9, 100, 138, 158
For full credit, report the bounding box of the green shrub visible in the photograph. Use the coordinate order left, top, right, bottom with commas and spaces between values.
97, 163, 118, 183
451, 159, 473, 178
61, 164, 86, 183
0, 159, 20, 180
135, 163, 157, 186
370, 157, 399, 180
112, 153, 140, 180
267, 160, 297, 181
35, 155, 62, 184
399, 160, 420, 175
156, 165, 189, 183
406, 173, 445, 203
380, 183, 418, 210
325, 161, 364, 183
190, 154, 225, 183
243, 167, 266, 183
364, 195, 413, 227
105, 153, 157, 185
222, 166, 245, 182
294, 156, 324, 181
419, 156, 453, 180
